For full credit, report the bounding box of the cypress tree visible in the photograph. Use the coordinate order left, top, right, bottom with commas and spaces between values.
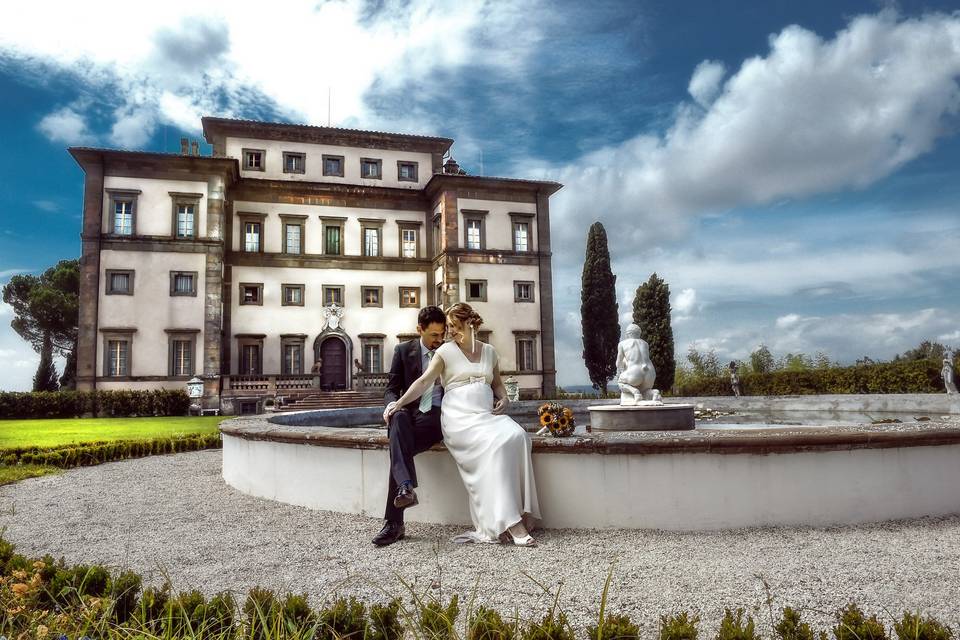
632, 273, 676, 392
580, 222, 620, 395
33, 332, 60, 392
59, 340, 78, 390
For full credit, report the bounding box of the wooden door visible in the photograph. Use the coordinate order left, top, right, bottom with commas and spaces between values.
320, 338, 346, 389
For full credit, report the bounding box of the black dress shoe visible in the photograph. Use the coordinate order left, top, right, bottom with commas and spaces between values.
372, 521, 405, 546
393, 484, 419, 509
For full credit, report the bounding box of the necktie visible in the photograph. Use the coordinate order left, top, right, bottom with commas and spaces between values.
418, 350, 435, 413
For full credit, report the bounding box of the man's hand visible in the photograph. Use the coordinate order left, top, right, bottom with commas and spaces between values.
492, 396, 509, 415
383, 401, 398, 425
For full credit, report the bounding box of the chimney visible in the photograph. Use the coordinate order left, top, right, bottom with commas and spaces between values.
191, 141, 200, 156
180, 137, 189, 155
443, 157, 460, 174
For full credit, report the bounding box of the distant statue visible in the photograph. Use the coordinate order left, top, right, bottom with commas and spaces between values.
321, 303, 344, 331
616, 323, 662, 406
354, 358, 366, 374
729, 361, 741, 397
311, 359, 323, 375
943, 351, 958, 395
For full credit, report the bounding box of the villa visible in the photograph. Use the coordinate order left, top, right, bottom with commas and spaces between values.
69, 117, 562, 414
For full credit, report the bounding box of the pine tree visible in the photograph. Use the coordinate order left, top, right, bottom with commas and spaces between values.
580, 222, 620, 395
59, 340, 78, 389
632, 273, 676, 392
33, 332, 59, 392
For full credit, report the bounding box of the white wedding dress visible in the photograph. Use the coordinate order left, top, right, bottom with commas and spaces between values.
436, 340, 541, 543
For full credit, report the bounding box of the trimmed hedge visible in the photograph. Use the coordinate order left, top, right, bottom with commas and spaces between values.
675, 360, 946, 397
0, 389, 191, 419
0, 432, 222, 469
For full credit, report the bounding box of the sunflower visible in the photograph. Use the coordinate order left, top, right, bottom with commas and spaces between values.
539, 412, 555, 426
557, 415, 569, 428
562, 407, 573, 418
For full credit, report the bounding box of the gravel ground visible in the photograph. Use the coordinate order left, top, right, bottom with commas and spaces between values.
2, 449, 959, 635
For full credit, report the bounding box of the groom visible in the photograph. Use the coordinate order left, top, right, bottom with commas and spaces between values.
371, 305, 447, 546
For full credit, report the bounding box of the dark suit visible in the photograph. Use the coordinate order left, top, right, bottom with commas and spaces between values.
383, 339, 443, 523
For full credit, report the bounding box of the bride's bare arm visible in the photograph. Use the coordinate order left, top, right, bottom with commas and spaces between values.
386, 353, 445, 417
491, 362, 509, 415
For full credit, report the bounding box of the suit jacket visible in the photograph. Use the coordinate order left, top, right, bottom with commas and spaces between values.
384, 339, 441, 410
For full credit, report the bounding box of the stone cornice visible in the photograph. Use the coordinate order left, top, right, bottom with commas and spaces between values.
68, 147, 238, 182
226, 251, 430, 271
230, 178, 429, 211
424, 173, 563, 199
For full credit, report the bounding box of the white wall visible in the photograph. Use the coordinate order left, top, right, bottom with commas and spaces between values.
103, 176, 209, 237
226, 136, 433, 190
97, 250, 206, 379
458, 198, 537, 252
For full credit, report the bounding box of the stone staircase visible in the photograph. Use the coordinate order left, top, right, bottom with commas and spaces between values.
280, 390, 384, 411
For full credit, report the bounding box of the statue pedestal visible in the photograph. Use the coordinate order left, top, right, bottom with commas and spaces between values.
588, 403, 695, 431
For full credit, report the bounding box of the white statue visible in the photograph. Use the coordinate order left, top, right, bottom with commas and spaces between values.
943, 351, 958, 395
616, 324, 662, 406
322, 303, 344, 331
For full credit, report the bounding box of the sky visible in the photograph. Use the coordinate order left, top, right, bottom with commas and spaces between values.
1, 0, 959, 390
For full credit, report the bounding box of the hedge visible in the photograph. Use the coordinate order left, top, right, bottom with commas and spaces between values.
0, 389, 191, 419
0, 432, 222, 469
675, 359, 946, 396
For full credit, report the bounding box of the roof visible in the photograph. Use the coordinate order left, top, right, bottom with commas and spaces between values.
425, 172, 563, 196
202, 116, 454, 154
68, 147, 239, 180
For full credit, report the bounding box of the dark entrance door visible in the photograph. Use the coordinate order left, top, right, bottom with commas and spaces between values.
320, 338, 346, 389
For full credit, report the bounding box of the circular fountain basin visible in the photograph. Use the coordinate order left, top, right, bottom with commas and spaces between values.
219, 395, 960, 531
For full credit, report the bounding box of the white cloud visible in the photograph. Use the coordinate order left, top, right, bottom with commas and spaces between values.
775, 313, 802, 329
36, 107, 95, 145
939, 330, 960, 342
674, 288, 698, 314
688, 60, 726, 107
535, 10, 960, 254
33, 200, 59, 212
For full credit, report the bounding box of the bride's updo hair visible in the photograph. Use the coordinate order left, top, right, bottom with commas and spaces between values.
445, 302, 483, 330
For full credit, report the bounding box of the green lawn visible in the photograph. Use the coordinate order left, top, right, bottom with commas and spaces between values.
0, 416, 224, 450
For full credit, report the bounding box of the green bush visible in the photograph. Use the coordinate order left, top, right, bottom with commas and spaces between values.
522, 610, 575, 640
833, 604, 887, 640
0, 389, 190, 419
660, 612, 700, 640
369, 598, 405, 640
418, 594, 461, 640
0, 433, 221, 470
281, 592, 317, 631
775, 607, 817, 640
136, 581, 173, 636
471, 605, 518, 640
676, 360, 943, 396
244, 586, 282, 640
318, 596, 368, 640
716, 609, 757, 640
588, 613, 640, 640
893, 612, 954, 640
107, 569, 142, 623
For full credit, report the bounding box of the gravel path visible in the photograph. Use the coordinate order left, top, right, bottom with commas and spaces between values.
2, 450, 958, 635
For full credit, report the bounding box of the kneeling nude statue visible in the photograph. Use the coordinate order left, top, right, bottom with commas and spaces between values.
616, 324, 663, 405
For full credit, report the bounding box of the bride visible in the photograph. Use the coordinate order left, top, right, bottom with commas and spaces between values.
386, 302, 541, 545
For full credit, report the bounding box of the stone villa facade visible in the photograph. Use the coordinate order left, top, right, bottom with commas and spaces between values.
70, 117, 561, 414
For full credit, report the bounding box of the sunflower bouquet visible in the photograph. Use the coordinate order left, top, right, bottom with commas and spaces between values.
535, 401, 576, 437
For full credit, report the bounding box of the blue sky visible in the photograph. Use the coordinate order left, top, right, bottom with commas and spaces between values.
1, 0, 959, 390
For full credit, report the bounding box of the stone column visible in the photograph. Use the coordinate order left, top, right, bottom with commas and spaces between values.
440, 189, 460, 307
76, 159, 104, 392
536, 191, 557, 398
203, 175, 225, 410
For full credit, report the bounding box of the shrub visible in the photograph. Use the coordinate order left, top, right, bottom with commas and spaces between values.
136, 581, 173, 635
833, 604, 887, 640
0, 389, 191, 418
205, 590, 239, 637
775, 607, 817, 640
471, 605, 518, 640
107, 569, 142, 623
418, 594, 461, 640
280, 592, 316, 630
893, 612, 954, 640
716, 608, 758, 640
166, 588, 208, 637
588, 613, 640, 640
244, 586, 282, 640
660, 612, 700, 640
369, 598, 405, 640
522, 610, 575, 640
318, 596, 368, 640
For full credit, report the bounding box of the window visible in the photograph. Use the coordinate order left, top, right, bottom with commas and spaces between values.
281, 335, 306, 375
170, 271, 198, 297
282, 284, 304, 306
243, 149, 265, 171
513, 222, 529, 252
361, 286, 383, 308
462, 210, 488, 250
283, 151, 306, 174
399, 286, 420, 308
323, 285, 344, 306
322, 154, 344, 177
465, 279, 487, 302
514, 281, 534, 303
359, 334, 385, 374
239, 342, 262, 375
105, 269, 134, 295
244, 222, 260, 252
281, 216, 306, 255
106, 189, 140, 236
176, 203, 196, 237
106, 339, 129, 377
398, 223, 420, 258
360, 218, 384, 257
516, 337, 537, 372
240, 283, 263, 306
321, 217, 345, 255
397, 161, 418, 182
166, 330, 199, 378
360, 158, 382, 179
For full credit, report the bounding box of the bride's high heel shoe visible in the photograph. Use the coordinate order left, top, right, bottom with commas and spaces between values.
507, 523, 536, 547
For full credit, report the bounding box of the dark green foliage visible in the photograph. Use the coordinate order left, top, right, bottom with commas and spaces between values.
660, 612, 700, 640
418, 594, 461, 640
2, 259, 79, 355
581, 222, 621, 394
675, 359, 945, 396
775, 607, 816, 640
632, 273, 676, 392
369, 598, 405, 640
522, 610, 575, 640
588, 613, 640, 640
318, 596, 368, 640
716, 608, 757, 640
0, 388, 190, 418
135, 581, 172, 635
687, 347, 722, 379
108, 569, 142, 623
893, 612, 954, 640
47, 563, 111, 608
1, 433, 221, 470
165, 589, 207, 637
895, 341, 952, 363
205, 591, 239, 637
833, 604, 887, 640
0, 534, 14, 568
33, 333, 59, 392
280, 592, 316, 630
750, 345, 776, 374
59, 342, 78, 390
244, 586, 281, 640
470, 605, 517, 640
